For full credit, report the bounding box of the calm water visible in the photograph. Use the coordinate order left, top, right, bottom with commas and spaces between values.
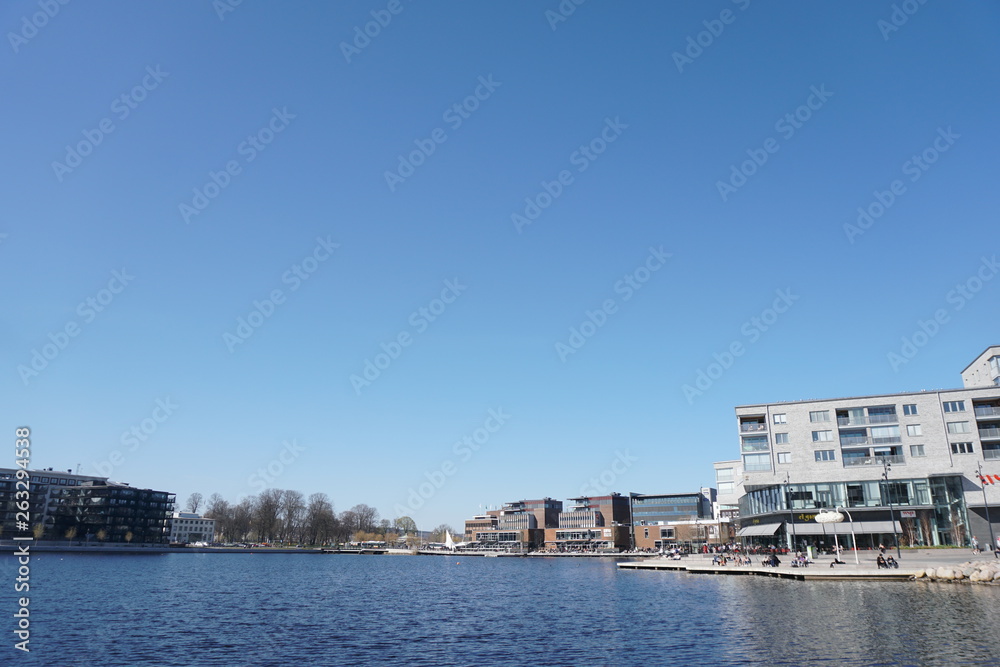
3, 553, 1000, 666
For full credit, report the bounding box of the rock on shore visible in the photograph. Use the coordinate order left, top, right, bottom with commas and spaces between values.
912, 560, 1000, 584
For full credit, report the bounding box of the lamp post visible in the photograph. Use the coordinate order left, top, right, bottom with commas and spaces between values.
977, 462, 996, 551
784, 473, 796, 551
881, 461, 902, 559
815, 508, 860, 565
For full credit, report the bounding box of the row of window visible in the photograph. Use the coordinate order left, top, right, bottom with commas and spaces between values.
766, 422, 972, 445
769, 402, 971, 425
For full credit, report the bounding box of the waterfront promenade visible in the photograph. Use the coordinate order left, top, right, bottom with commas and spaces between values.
618, 549, 999, 581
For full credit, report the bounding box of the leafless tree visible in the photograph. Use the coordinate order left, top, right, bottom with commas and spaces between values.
185, 492, 204, 514
255, 489, 284, 542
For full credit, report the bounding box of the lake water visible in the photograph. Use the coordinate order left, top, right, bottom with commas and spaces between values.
4, 553, 1000, 666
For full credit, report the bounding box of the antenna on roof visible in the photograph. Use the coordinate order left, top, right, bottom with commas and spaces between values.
76, 463, 81, 475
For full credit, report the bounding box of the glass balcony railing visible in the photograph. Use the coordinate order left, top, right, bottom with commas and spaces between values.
843, 454, 905, 467
836, 413, 898, 427
978, 427, 1000, 440
740, 423, 767, 432
983, 449, 1000, 460
974, 406, 1000, 418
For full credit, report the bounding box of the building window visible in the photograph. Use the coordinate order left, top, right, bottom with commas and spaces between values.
947, 421, 971, 434
776, 452, 791, 464
743, 453, 771, 472
716, 468, 734, 482
903, 404, 918, 416
814, 450, 836, 462
809, 410, 830, 423
718, 482, 734, 494
775, 433, 789, 444
812, 430, 833, 442
951, 442, 974, 454
906, 424, 922, 437
944, 401, 966, 413
909, 444, 925, 457
773, 413, 787, 424
990, 356, 1000, 376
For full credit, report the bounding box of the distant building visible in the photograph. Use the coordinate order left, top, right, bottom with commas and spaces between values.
726, 345, 1000, 549
544, 493, 631, 551
0, 467, 175, 544
169, 512, 216, 544
631, 490, 731, 550
463, 498, 562, 551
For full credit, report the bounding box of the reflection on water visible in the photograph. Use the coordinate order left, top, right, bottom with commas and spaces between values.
6, 554, 1000, 666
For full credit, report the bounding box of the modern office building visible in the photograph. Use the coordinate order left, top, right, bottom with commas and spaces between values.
631, 490, 732, 550
0, 467, 175, 544
169, 512, 217, 544
730, 346, 1000, 549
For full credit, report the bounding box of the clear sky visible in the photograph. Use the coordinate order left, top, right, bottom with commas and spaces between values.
4, 1, 999, 533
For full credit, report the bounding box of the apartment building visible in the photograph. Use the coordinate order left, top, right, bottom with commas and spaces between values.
462, 498, 562, 551
0, 467, 175, 543
731, 346, 1000, 549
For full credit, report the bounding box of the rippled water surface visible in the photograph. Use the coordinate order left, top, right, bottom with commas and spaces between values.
5, 553, 1000, 666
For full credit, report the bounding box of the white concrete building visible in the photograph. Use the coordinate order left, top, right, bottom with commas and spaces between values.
727, 346, 1000, 549
169, 512, 216, 544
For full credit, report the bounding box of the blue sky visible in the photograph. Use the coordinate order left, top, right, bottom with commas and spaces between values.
4, 1, 999, 532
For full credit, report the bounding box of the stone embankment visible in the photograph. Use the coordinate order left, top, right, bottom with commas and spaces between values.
912, 560, 1000, 584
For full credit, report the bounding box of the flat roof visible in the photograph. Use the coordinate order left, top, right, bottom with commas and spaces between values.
735, 384, 1000, 409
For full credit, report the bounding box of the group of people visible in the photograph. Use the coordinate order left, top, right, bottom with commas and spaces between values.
876, 554, 899, 569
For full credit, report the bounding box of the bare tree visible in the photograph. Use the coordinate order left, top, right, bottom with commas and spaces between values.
349, 504, 379, 534
255, 489, 284, 542
305, 493, 336, 546
231, 496, 255, 542
394, 516, 417, 535
186, 492, 204, 514
280, 490, 307, 544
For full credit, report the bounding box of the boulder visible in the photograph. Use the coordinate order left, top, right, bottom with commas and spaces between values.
935, 567, 954, 579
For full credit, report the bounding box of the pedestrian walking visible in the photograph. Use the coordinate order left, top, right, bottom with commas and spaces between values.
972, 536, 980, 554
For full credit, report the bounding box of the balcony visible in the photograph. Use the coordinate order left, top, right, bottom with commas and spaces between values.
984, 449, 1000, 460
840, 436, 902, 447
836, 413, 898, 427
740, 423, 767, 432
978, 427, 1000, 440
974, 406, 1000, 418
843, 454, 906, 468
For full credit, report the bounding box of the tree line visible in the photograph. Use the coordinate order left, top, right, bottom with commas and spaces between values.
185, 490, 453, 546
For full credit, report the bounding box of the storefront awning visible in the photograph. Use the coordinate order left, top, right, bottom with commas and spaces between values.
737, 523, 782, 537
791, 521, 901, 535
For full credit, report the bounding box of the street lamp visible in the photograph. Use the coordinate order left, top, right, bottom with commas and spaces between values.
976, 462, 996, 551
784, 473, 796, 551
815, 507, 860, 565
881, 461, 902, 559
